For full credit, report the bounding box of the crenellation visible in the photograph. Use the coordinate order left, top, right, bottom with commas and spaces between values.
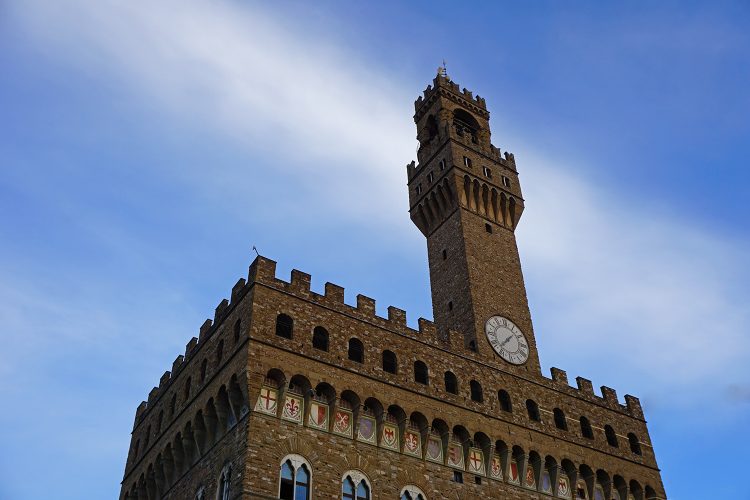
185, 337, 198, 358
462, 88, 473, 99
356, 294, 376, 316
550, 367, 569, 386
159, 370, 171, 389
324, 282, 345, 303
214, 298, 229, 324
134, 401, 148, 427
576, 376, 595, 396
625, 395, 645, 419
248, 255, 277, 284
290, 269, 311, 293
199, 319, 213, 342
231, 278, 246, 303
387, 305, 407, 327
147, 387, 159, 406
417, 317, 436, 338
171, 354, 184, 374
600, 386, 620, 407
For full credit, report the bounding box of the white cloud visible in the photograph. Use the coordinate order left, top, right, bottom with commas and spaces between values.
11, 0, 750, 412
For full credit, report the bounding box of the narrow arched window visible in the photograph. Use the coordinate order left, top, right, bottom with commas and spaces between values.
605, 425, 619, 447
276, 313, 293, 339
382, 350, 397, 374
580, 416, 593, 439
553, 408, 568, 431
498, 390, 512, 412
342, 473, 370, 500
628, 432, 642, 455
414, 360, 429, 385
444, 371, 458, 394
184, 377, 191, 401
312, 326, 329, 351
526, 399, 540, 422
233, 318, 241, 344
279, 459, 311, 500
401, 485, 427, 500
348, 338, 364, 363
470, 380, 483, 402
216, 339, 224, 366
218, 465, 231, 500
200, 359, 208, 383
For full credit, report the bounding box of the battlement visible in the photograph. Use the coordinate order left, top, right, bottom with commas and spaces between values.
542, 368, 644, 420
414, 74, 488, 116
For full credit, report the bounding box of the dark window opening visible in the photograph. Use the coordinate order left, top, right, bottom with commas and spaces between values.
502, 176, 511, 188
470, 380, 483, 402
414, 360, 429, 385
526, 399, 541, 422
200, 359, 208, 383
605, 425, 619, 447
554, 408, 568, 431
580, 416, 594, 439
485, 223, 492, 233
382, 350, 397, 374
452, 471, 463, 483
498, 390, 513, 412
474, 476, 482, 485
216, 339, 224, 366
483, 166, 492, 178
442, 249, 447, 260
233, 318, 241, 344
312, 326, 329, 351
468, 339, 477, 352
439, 159, 446, 170
348, 338, 364, 363
628, 433, 642, 455
275, 313, 293, 339
444, 371, 458, 394
463, 156, 472, 168
428, 171, 434, 183
448, 301, 453, 311
184, 377, 191, 401
416, 184, 422, 195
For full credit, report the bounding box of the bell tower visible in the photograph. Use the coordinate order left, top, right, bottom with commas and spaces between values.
407, 70, 541, 375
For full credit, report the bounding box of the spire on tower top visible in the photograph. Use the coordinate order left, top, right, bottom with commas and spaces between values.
438, 59, 448, 79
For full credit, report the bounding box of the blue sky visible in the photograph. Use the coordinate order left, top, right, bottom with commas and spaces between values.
1, 1, 749, 498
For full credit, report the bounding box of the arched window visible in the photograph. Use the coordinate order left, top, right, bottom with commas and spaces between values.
444, 371, 458, 394
184, 377, 192, 401
342, 471, 370, 500
279, 456, 311, 500
470, 380, 483, 402
498, 390, 512, 412
526, 399, 541, 422
169, 394, 176, 417
276, 313, 293, 339
200, 359, 208, 383
414, 360, 429, 385
217, 465, 231, 500
312, 327, 329, 351
605, 425, 619, 447
194, 486, 205, 500
453, 109, 480, 144
580, 416, 594, 439
233, 318, 241, 344
382, 350, 397, 374
628, 433, 642, 455
554, 408, 568, 431
216, 339, 224, 366
348, 338, 364, 363
400, 485, 427, 500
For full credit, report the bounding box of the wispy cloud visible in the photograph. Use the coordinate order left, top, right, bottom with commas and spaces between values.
11, 0, 750, 411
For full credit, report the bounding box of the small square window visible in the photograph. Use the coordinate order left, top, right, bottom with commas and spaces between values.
448, 301, 453, 311
453, 471, 464, 483
483, 166, 492, 178
474, 476, 482, 485
502, 176, 511, 188
428, 171, 434, 183
485, 223, 492, 234
463, 156, 472, 168
439, 159, 446, 170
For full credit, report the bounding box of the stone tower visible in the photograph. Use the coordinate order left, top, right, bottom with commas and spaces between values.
120, 71, 667, 500
408, 71, 539, 375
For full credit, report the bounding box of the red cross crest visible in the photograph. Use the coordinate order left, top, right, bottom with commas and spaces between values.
469, 450, 482, 470
260, 388, 276, 410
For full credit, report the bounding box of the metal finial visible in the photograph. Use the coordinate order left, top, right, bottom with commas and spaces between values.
252, 245, 260, 257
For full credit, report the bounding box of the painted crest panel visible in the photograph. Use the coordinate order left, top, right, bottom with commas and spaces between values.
524, 465, 536, 489
507, 459, 520, 485
332, 408, 353, 438
446, 442, 465, 469
557, 473, 571, 499
403, 429, 421, 457
540, 469, 553, 494
467, 447, 484, 475
307, 400, 328, 431
489, 455, 503, 481
281, 393, 304, 424
254, 387, 278, 416
357, 415, 377, 445
425, 436, 443, 464
380, 422, 400, 451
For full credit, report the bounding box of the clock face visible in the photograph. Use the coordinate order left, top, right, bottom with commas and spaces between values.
485, 316, 529, 365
